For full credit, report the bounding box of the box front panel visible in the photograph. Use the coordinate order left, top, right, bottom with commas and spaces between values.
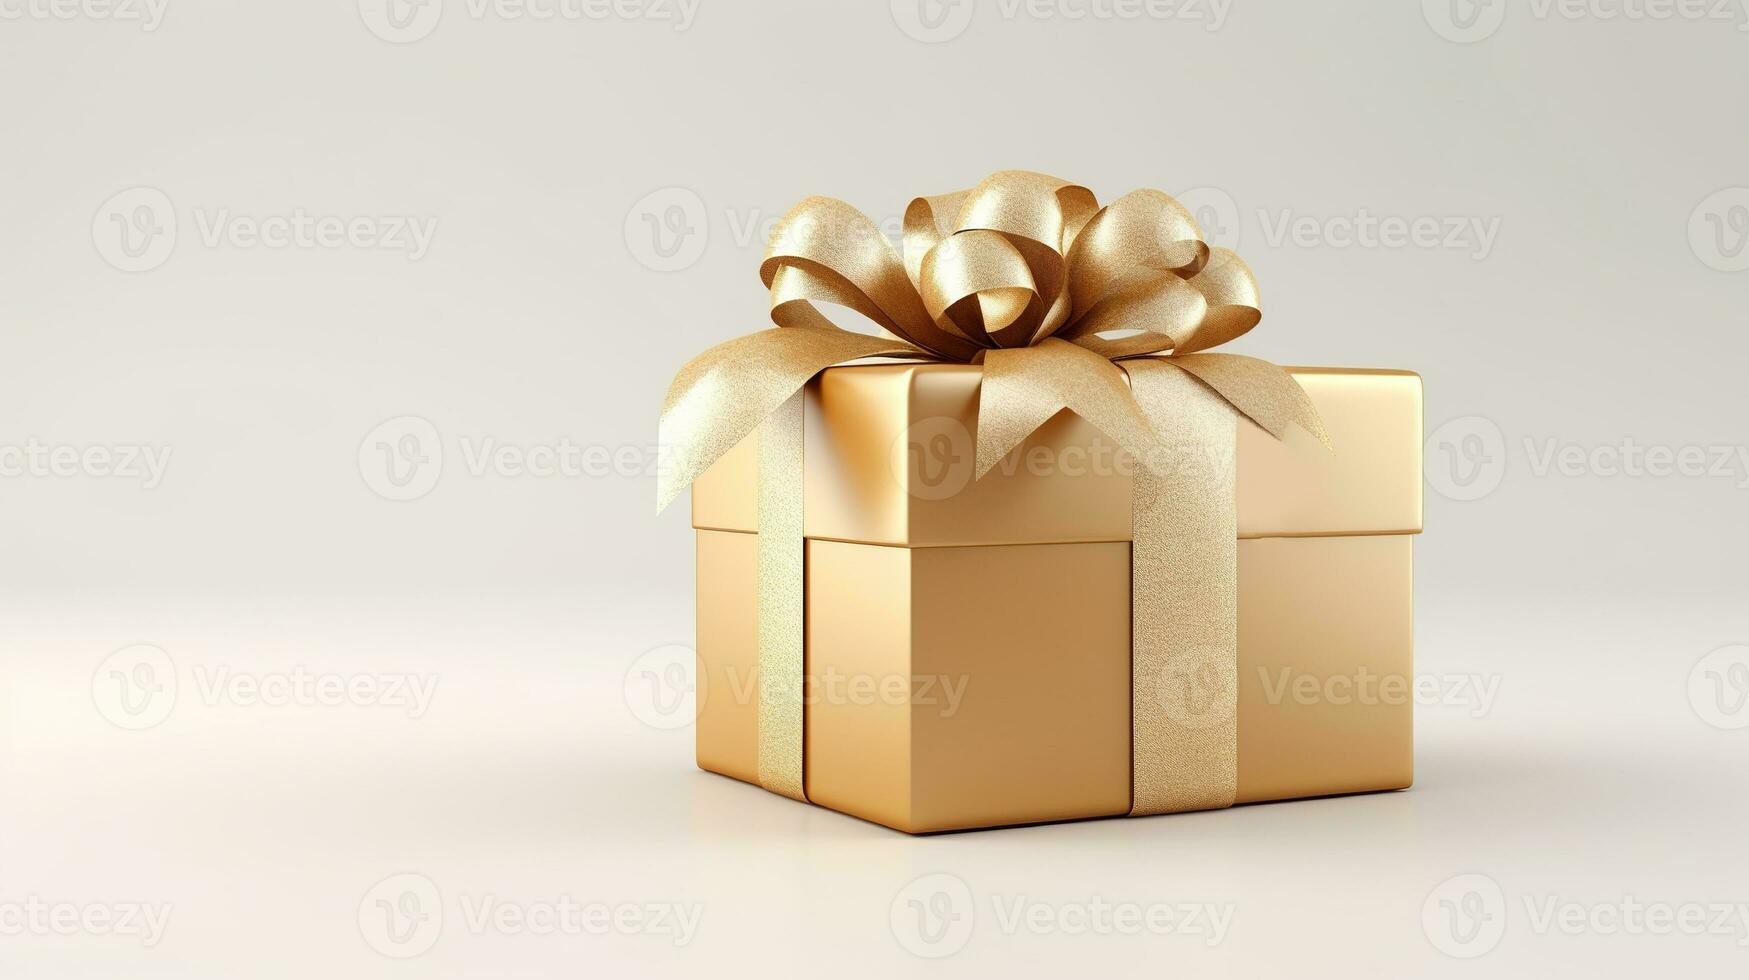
1236, 534, 1415, 803
694, 530, 760, 784
907, 542, 1134, 831
805, 539, 1133, 833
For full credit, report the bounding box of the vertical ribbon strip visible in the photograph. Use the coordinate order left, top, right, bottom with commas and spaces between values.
1125, 359, 1240, 815
755, 392, 808, 801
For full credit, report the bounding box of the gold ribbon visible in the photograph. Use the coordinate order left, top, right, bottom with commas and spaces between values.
658, 171, 1328, 816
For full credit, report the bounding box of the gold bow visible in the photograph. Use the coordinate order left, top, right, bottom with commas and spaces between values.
659, 171, 1328, 815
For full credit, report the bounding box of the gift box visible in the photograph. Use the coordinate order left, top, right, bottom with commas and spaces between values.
659, 171, 1424, 833
689, 364, 1421, 832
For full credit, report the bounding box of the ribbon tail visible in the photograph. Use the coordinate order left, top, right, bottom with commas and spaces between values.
974, 338, 1163, 479
1122, 358, 1240, 816
1170, 352, 1332, 448
656, 326, 922, 513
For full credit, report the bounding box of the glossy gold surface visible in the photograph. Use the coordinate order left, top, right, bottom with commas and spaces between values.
691, 364, 1422, 544
697, 530, 1415, 832
1235, 534, 1415, 803
1237, 369, 1423, 538
806, 539, 1134, 833
694, 530, 760, 784
691, 362, 1420, 832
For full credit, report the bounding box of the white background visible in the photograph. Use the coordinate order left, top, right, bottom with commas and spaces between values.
3, 0, 1748, 975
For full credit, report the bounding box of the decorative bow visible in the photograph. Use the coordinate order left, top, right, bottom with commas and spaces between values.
657, 169, 1327, 515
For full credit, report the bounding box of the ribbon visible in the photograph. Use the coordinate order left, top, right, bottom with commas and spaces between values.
659, 171, 1328, 816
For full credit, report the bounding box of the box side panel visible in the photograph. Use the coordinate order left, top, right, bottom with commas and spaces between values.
906, 542, 1134, 832
803, 539, 915, 830
1236, 534, 1415, 803
690, 430, 759, 534
695, 530, 761, 783
1237, 369, 1423, 538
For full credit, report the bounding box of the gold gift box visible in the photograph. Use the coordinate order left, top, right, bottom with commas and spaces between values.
691, 364, 1422, 833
